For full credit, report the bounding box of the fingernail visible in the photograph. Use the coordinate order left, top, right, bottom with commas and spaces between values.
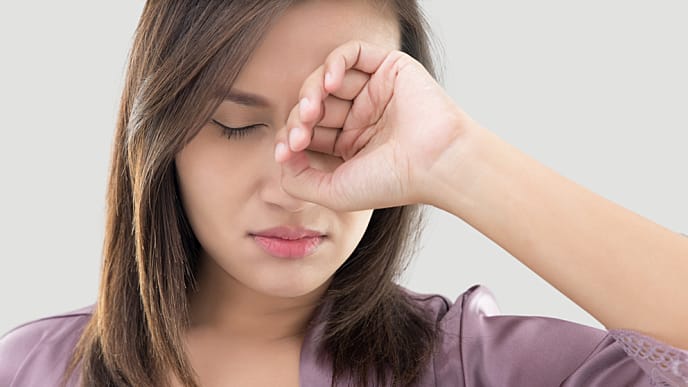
275, 142, 288, 162
289, 127, 303, 151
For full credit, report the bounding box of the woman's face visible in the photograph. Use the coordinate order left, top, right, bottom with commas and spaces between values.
175, 0, 400, 299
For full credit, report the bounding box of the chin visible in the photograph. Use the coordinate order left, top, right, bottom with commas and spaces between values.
253, 275, 330, 299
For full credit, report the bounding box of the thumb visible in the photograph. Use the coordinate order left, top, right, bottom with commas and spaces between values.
277, 145, 342, 210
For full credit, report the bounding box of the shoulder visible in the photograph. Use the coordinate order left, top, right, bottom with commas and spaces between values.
0, 304, 95, 386
399, 283, 604, 339
398, 283, 500, 326
397, 284, 621, 386
0, 304, 95, 348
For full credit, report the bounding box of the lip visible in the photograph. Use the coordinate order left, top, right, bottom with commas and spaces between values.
249, 226, 326, 240
249, 226, 327, 259
251, 234, 324, 259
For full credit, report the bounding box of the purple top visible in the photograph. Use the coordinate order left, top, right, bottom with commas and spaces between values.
2, 284, 687, 386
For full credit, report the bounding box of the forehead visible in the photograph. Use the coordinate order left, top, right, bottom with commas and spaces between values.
229, 0, 400, 109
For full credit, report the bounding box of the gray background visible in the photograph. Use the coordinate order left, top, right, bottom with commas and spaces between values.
1, 1, 686, 335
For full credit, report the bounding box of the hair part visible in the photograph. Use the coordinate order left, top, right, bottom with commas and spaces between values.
61, 1, 444, 386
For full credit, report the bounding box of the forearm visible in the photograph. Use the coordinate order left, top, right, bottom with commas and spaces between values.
427, 124, 688, 349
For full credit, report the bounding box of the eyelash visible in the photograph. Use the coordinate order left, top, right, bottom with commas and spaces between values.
212, 119, 263, 140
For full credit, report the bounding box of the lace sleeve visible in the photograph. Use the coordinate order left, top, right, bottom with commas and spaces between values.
603, 232, 688, 386
608, 329, 688, 386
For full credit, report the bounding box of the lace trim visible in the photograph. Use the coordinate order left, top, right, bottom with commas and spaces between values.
609, 329, 688, 387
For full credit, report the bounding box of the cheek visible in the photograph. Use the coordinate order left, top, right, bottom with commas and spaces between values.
174, 138, 260, 237
337, 210, 374, 257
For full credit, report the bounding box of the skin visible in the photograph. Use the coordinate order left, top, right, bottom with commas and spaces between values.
172, 0, 688, 384
172, 1, 400, 385
275, 0, 688, 356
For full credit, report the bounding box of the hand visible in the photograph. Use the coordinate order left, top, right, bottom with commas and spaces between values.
274, 40, 479, 211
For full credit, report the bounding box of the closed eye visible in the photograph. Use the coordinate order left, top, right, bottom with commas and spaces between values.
212, 119, 264, 140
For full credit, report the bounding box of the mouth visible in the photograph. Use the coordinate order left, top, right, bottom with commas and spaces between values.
250, 234, 325, 259
249, 226, 326, 239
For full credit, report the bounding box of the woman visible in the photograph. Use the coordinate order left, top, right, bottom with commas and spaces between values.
1, 0, 686, 386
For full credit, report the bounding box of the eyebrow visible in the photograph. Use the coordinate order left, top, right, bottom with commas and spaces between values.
222, 88, 272, 108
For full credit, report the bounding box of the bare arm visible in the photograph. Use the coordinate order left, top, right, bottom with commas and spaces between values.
426, 123, 688, 349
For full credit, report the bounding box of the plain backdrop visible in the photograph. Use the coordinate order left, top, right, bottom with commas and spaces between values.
1, 1, 686, 335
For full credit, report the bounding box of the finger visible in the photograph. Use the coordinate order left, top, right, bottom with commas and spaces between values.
323, 40, 393, 94
274, 103, 301, 163
333, 124, 375, 161
275, 99, 337, 162
297, 64, 327, 126
278, 40, 390, 164
279, 149, 336, 207
329, 44, 402, 156
298, 67, 369, 126
293, 64, 369, 153
328, 69, 369, 101
287, 96, 350, 153
315, 96, 350, 130
280, 148, 365, 212
308, 126, 342, 157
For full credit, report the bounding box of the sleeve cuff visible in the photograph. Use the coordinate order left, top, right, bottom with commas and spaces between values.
608, 328, 688, 386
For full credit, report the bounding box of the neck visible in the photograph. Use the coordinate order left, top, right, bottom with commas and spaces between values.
187, 254, 330, 344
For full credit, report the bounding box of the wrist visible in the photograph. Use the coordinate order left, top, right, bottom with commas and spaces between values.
419, 120, 498, 217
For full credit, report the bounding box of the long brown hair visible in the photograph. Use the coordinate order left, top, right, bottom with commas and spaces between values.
61, 1, 444, 386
